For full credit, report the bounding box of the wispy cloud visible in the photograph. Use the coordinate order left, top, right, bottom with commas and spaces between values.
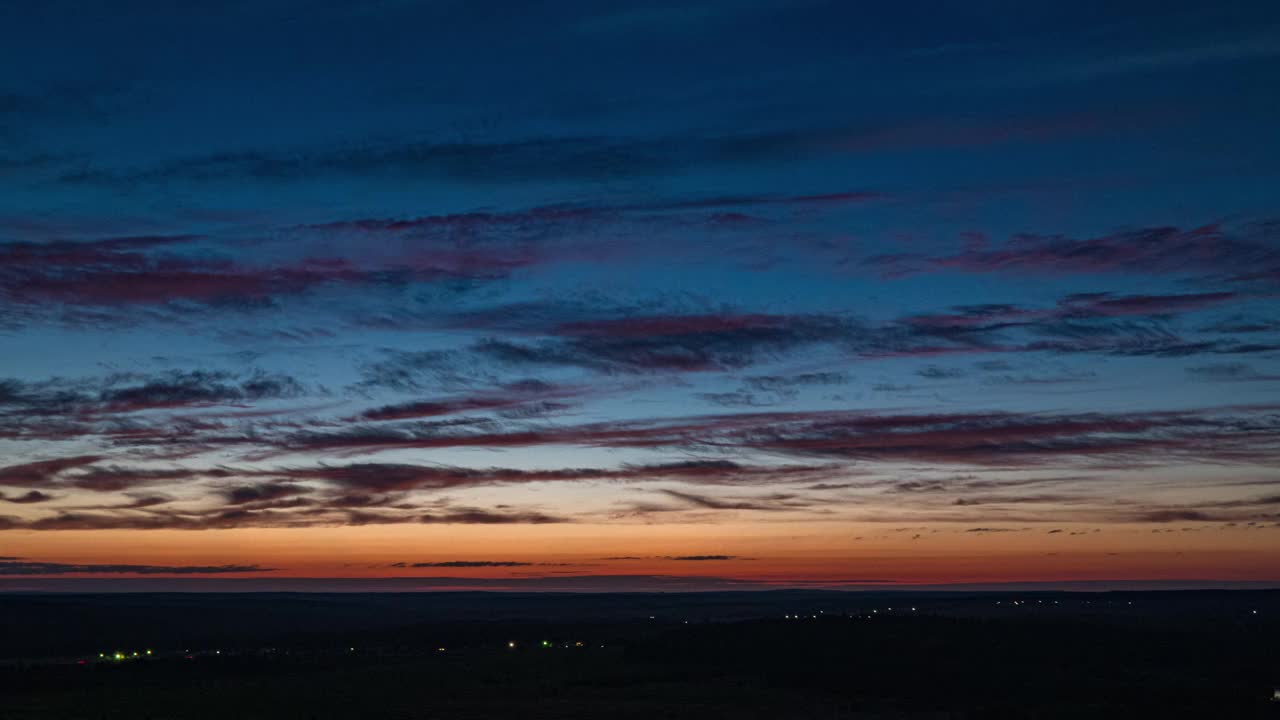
0, 559, 272, 575
865, 222, 1280, 285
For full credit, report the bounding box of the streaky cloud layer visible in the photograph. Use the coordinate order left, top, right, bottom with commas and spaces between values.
1, 0, 1279, 588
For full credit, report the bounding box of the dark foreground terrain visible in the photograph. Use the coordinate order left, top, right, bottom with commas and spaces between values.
1, 590, 1277, 719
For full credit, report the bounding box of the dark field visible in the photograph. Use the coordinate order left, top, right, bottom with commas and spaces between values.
1, 590, 1277, 719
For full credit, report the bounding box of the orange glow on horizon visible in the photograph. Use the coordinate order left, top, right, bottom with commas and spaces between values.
4, 521, 1277, 587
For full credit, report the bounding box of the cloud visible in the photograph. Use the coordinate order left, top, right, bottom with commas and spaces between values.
0, 368, 308, 422
0, 232, 523, 313
251, 458, 828, 492
0, 369, 332, 451
0, 455, 102, 488
1186, 363, 1280, 382
117, 494, 174, 509
57, 135, 678, 187
0, 574, 907, 592
893, 291, 1259, 361
1132, 510, 1216, 523
1124, 495, 1280, 524
19, 511, 273, 531
471, 312, 867, 374
356, 381, 581, 421
223, 482, 312, 505
805, 482, 862, 491
665, 555, 737, 561
699, 390, 786, 407
259, 462, 609, 492
1024, 332, 1280, 359
722, 408, 1275, 466
418, 509, 569, 524
743, 372, 849, 390
97, 370, 305, 413
865, 222, 1280, 285
658, 489, 798, 512
405, 560, 534, 567
1057, 292, 1240, 317
0, 187, 867, 332
0, 490, 55, 504
205, 403, 1280, 471
0, 235, 191, 274
456, 292, 1246, 371
65, 466, 227, 493
952, 492, 1088, 507
53, 108, 1109, 190
0, 560, 272, 575
6, 500, 559, 530
700, 371, 850, 407
622, 460, 830, 485
916, 365, 965, 380
358, 302, 870, 376
980, 368, 1098, 386
1199, 315, 1280, 334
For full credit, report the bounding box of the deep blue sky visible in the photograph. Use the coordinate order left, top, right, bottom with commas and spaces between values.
1, 0, 1278, 588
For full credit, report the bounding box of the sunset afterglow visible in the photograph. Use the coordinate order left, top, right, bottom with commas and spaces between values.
3, 1, 1279, 592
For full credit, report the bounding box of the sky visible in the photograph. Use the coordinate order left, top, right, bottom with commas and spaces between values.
1, 0, 1279, 591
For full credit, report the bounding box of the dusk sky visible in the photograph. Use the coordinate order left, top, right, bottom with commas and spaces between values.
2, 0, 1279, 591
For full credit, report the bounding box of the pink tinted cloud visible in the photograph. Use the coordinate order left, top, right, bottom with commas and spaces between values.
554, 313, 792, 338
868, 223, 1280, 281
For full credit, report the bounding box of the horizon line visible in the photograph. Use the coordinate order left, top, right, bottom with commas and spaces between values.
3, 576, 1278, 594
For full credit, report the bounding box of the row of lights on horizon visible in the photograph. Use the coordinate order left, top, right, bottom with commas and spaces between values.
80, 607, 1264, 663
784, 608, 918, 619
